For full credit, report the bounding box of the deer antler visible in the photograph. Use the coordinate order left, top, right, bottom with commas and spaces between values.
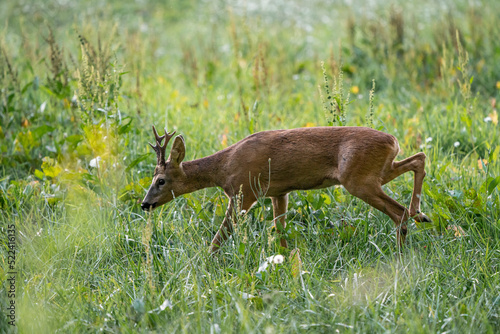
149, 126, 176, 165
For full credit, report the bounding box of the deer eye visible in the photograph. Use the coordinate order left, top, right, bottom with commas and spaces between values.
158, 179, 165, 186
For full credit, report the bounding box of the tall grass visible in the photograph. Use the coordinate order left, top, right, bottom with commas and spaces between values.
1, 0, 499, 332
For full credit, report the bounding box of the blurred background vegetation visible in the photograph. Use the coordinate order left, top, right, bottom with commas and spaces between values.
0, 0, 499, 332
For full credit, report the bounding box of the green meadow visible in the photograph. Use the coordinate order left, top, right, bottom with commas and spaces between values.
1, 0, 499, 332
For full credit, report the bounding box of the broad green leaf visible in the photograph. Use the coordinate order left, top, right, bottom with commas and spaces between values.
487, 176, 500, 194
34, 169, 44, 180
41, 157, 62, 179
126, 153, 152, 172
118, 117, 133, 134
321, 193, 331, 205
489, 146, 500, 164
32, 124, 55, 140
238, 242, 245, 256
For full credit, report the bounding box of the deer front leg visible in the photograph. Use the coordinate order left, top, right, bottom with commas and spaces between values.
209, 194, 257, 253
210, 199, 235, 253
271, 194, 289, 248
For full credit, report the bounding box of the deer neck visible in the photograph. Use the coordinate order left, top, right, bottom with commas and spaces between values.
180, 153, 223, 193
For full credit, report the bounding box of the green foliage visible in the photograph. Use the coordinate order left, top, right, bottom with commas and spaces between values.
1, 0, 500, 332
320, 61, 351, 126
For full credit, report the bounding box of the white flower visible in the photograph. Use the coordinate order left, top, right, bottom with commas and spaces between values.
159, 299, 173, 311
484, 116, 492, 122
257, 261, 268, 273
266, 254, 285, 264
454, 141, 460, 147
240, 292, 255, 300
40, 101, 47, 113
257, 254, 285, 273
89, 156, 101, 168
271, 254, 284, 264
425, 137, 433, 143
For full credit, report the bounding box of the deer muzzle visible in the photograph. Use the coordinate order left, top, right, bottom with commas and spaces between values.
141, 201, 157, 211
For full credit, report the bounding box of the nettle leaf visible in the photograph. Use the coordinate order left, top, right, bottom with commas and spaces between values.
489, 146, 500, 164
126, 153, 152, 172
15, 131, 37, 153
34, 169, 45, 180
487, 176, 500, 195
118, 117, 133, 134
41, 157, 62, 178
321, 193, 331, 205
32, 124, 55, 140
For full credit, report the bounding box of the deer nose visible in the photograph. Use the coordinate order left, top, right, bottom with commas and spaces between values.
141, 202, 156, 211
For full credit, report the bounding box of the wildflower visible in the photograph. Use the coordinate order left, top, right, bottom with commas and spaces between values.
454, 141, 460, 147
447, 225, 465, 237
478, 159, 488, 170
89, 156, 101, 168
40, 101, 47, 113
159, 299, 173, 311
221, 134, 228, 148
484, 116, 492, 123
425, 137, 433, 143
489, 110, 498, 125
240, 292, 255, 300
271, 254, 284, 264
257, 254, 285, 273
257, 261, 268, 273
350, 86, 359, 94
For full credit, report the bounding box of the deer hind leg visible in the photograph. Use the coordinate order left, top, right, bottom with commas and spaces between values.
382, 152, 430, 223
209, 195, 256, 253
271, 194, 289, 248
344, 182, 411, 248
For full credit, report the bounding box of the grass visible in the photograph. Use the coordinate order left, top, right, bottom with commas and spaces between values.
1, 0, 500, 332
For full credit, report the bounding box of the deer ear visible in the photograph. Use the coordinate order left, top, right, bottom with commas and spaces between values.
168, 135, 185, 166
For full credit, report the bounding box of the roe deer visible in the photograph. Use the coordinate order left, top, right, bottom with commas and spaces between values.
141, 126, 430, 252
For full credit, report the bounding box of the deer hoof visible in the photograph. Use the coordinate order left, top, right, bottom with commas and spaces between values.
209, 244, 221, 254
414, 212, 431, 223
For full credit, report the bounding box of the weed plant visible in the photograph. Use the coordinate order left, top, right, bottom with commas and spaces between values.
0, 0, 499, 332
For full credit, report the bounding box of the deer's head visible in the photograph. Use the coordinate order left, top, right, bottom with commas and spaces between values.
141, 126, 186, 211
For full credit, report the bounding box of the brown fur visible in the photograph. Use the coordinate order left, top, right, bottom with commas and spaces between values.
142, 126, 430, 252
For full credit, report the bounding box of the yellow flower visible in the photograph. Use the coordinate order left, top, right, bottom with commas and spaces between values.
447, 225, 465, 237
496, 81, 500, 89
489, 110, 498, 125
221, 134, 228, 148
350, 86, 359, 94
305, 122, 316, 127
478, 159, 488, 170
